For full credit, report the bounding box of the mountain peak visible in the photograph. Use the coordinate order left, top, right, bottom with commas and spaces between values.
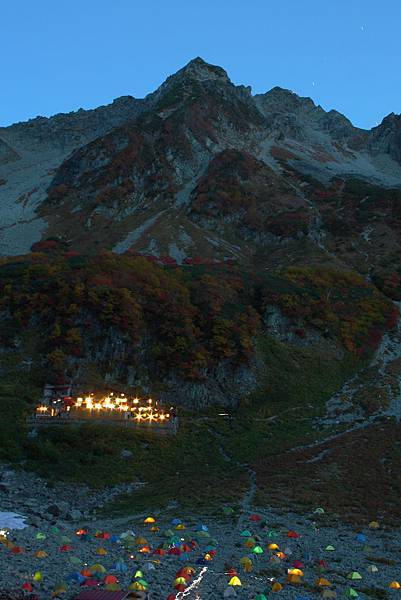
145, 57, 233, 109
259, 86, 317, 112
175, 57, 231, 84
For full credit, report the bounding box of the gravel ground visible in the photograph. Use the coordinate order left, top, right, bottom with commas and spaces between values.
0, 465, 400, 599
0, 504, 400, 599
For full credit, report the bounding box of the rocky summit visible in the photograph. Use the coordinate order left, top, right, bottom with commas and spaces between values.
1, 59, 401, 599
0, 56, 401, 261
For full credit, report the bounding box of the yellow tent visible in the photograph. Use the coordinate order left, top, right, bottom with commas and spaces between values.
288, 568, 304, 576
129, 582, 147, 591
228, 576, 242, 586
369, 521, 380, 529
272, 582, 283, 592
35, 550, 48, 558
144, 517, 155, 523
286, 574, 302, 585
316, 578, 332, 587
268, 543, 279, 550
135, 537, 148, 545
389, 582, 401, 589
240, 557, 253, 572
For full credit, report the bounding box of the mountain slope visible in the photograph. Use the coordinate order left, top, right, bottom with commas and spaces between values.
1, 57, 400, 263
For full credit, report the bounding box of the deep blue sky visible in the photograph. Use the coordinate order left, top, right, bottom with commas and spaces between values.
1, 0, 400, 129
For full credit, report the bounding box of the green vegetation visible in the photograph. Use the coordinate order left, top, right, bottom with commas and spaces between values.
0, 252, 395, 515
208, 334, 362, 466
0, 330, 364, 516
261, 267, 396, 355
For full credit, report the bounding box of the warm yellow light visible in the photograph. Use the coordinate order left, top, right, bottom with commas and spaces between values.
45, 392, 174, 425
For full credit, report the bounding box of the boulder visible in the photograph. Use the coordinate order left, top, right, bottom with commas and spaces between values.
46, 504, 62, 517
67, 509, 83, 522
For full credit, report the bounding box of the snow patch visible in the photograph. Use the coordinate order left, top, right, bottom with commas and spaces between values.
168, 243, 187, 263
0, 512, 27, 530
113, 211, 167, 254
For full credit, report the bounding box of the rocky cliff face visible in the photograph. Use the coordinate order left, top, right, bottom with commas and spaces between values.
1, 58, 401, 412
368, 113, 401, 164
0, 57, 400, 262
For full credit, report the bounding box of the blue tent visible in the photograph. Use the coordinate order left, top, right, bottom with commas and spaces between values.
67, 572, 85, 584
113, 560, 128, 572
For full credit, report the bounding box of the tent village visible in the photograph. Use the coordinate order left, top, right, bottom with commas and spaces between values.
0, 507, 400, 599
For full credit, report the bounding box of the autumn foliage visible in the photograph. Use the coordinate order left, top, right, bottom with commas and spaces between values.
0, 255, 396, 384
0, 253, 260, 381
260, 267, 396, 355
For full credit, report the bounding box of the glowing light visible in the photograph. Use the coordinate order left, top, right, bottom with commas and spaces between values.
35, 393, 174, 424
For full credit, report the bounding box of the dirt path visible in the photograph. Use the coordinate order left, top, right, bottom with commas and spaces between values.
179, 427, 259, 599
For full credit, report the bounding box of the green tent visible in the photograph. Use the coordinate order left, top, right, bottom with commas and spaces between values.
196, 531, 211, 538
346, 588, 359, 598
252, 545, 264, 554
223, 507, 235, 516
347, 572, 362, 580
